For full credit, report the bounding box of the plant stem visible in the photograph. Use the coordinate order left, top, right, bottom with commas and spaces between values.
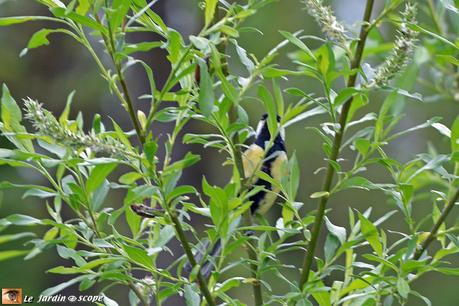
299, 0, 375, 289
413, 188, 459, 260
225, 109, 264, 306
242, 211, 264, 306
96, 8, 145, 145
168, 211, 216, 306
115, 63, 145, 145
128, 282, 150, 306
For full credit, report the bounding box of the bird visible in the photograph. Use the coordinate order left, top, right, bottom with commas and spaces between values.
185, 113, 288, 277
131, 114, 288, 277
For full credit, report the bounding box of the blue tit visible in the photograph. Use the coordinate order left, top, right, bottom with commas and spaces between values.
187, 113, 288, 277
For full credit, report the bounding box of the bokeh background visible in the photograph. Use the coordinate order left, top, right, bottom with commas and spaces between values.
0, 0, 458, 305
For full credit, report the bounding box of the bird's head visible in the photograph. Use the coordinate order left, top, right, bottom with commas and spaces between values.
255, 114, 285, 148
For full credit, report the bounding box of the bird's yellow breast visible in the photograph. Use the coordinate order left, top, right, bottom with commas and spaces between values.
242, 144, 288, 215
256, 151, 288, 214
242, 144, 265, 182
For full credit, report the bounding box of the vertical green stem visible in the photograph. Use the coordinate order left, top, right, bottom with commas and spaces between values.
168, 211, 216, 306
299, 0, 375, 289
226, 109, 264, 306
413, 188, 459, 260
241, 211, 263, 306
96, 6, 145, 145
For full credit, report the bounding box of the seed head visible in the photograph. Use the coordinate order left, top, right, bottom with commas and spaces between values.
370, 3, 418, 87
304, 0, 348, 48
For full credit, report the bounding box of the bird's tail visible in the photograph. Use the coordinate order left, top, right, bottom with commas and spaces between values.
184, 239, 222, 279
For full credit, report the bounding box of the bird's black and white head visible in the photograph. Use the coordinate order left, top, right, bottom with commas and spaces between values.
254, 114, 285, 150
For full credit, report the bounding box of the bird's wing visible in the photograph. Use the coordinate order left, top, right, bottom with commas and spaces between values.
242, 144, 265, 181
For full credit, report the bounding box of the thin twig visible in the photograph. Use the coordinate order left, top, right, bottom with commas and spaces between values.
97, 5, 145, 145
413, 188, 459, 260
299, 0, 375, 289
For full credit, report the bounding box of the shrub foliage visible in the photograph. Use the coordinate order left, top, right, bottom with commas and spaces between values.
0, 0, 458, 305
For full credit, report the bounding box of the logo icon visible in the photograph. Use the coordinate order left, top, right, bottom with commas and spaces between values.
1, 289, 22, 305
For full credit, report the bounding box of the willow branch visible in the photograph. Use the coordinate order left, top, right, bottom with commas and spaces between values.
413, 188, 459, 260
168, 210, 216, 306
96, 7, 145, 145
226, 110, 264, 306
299, 0, 375, 289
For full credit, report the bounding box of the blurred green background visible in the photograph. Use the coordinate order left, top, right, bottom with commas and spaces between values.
0, 0, 458, 305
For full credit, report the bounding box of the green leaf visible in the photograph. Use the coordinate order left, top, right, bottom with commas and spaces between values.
1, 84, 34, 151
92, 180, 109, 211
26, 29, 53, 50
184, 284, 200, 306
0, 16, 36, 26
39, 0, 65, 8
437, 55, 459, 66
257, 85, 277, 137
164, 152, 200, 173
86, 163, 117, 193
436, 267, 459, 276
410, 24, 458, 49
220, 25, 239, 37
124, 185, 159, 205
432, 122, 451, 138
0, 232, 34, 245
190, 35, 210, 52
310, 191, 329, 199
22, 188, 57, 199
339, 177, 376, 191
166, 185, 197, 202
119, 172, 143, 185
397, 277, 410, 299
439, 0, 458, 13
76, 0, 91, 15
123, 42, 163, 55
451, 116, 459, 153
358, 212, 383, 256
110, 0, 130, 33
47, 266, 82, 275
233, 40, 255, 73
59, 90, 75, 124
122, 244, 154, 270
215, 278, 242, 293
6, 214, 42, 226
0, 250, 29, 261
324, 217, 346, 244
288, 153, 300, 199
126, 205, 141, 237
41, 275, 86, 296
279, 30, 315, 60
354, 138, 371, 156
452, 116, 459, 175
324, 233, 340, 261
103, 294, 119, 306
204, 0, 218, 26
334, 87, 361, 108
198, 58, 215, 117
144, 141, 158, 164
50, 8, 106, 33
